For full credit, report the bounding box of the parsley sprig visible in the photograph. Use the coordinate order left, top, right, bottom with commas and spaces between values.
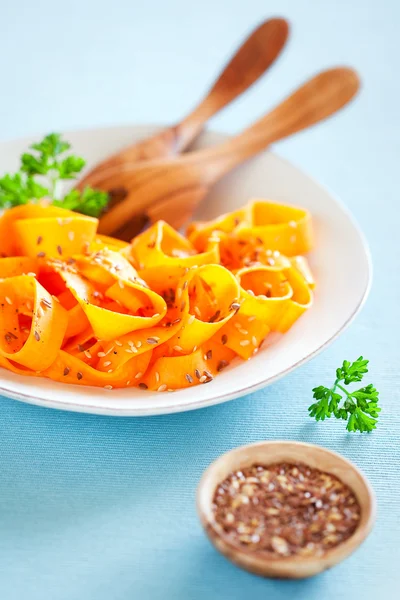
308, 356, 380, 432
0, 133, 108, 217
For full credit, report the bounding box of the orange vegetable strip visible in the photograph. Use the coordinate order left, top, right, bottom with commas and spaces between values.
187, 207, 249, 252
220, 266, 293, 359
290, 256, 315, 289
0, 204, 77, 256
188, 200, 313, 257
0, 257, 38, 278
14, 216, 98, 259
0, 354, 42, 377
272, 265, 313, 333
0, 275, 68, 370
96, 274, 189, 371
143, 339, 236, 390
63, 304, 92, 341
90, 234, 130, 253
164, 264, 240, 354
129, 220, 219, 270
234, 200, 313, 257
0, 205, 97, 258
43, 347, 152, 388
50, 250, 167, 340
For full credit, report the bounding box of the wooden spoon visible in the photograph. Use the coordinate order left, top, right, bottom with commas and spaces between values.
96, 67, 360, 239
197, 441, 376, 579
78, 18, 289, 191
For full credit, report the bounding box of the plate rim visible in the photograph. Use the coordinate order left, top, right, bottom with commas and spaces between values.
0, 127, 372, 416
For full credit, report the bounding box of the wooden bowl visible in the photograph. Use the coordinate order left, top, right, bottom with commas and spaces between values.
197, 441, 376, 579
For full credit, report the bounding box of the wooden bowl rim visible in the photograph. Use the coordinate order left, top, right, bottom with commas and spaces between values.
197, 440, 376, 573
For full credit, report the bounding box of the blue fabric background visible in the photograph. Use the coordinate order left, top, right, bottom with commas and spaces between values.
1, 1, 399, 598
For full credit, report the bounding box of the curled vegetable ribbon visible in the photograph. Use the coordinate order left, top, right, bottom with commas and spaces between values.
219, 261, 313, 359
0, 199, 314, 391
0, 275, 68, 371
187, 200, 313, 266
51, 248, 168, 340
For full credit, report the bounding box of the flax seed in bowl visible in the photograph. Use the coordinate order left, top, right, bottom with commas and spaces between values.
197, 441, 376, 579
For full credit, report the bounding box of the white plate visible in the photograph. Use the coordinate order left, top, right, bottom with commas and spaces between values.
0, 125, 371, 416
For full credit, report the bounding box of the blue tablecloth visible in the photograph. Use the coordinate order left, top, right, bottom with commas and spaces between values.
1, 1, 399, 598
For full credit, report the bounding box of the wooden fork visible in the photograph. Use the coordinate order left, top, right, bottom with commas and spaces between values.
78, 18, 289, 193
94, 67, 360, 240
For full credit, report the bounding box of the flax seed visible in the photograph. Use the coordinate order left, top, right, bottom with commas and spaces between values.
213, 462, 360, 557
41, 298, 52, 309
217, 360, 228, 372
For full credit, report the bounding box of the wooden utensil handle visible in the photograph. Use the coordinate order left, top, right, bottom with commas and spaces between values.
195, 67, 360, 182
172, 18, 289, 152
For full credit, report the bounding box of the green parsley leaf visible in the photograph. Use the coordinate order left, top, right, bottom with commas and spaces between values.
57, 156, 86, 179
0, 133, 109, 215
0, 173, 48, 208
30, 133, 70, 157
20, 133, 86, 185
308, 356, 380, 433
53, 187, 109, 218
336, 356, 369, 385
20, 152, 50, 176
